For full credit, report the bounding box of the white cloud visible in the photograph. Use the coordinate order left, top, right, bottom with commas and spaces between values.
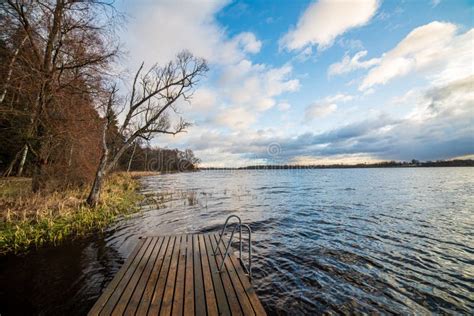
360, 21, 473, 90
123, 0, 299, 134
234, 32, 262, 54
280, 0, 379, 51
305, 102, 338, 119
125, 0, 236, 66
431, 0, 441, 7
265, 65, 301, 98
214, 107, 257, 129
337, 38, 365, 51
221, 62, 300, 113
325, 93, 354, 103
406, 75, 474, 123
305, 93, 354, 121
190, 88, 217, 111
121, 1, 473, 167
278, 102, 291, 111
159, 75, 474, 166
328, 50, 380, 76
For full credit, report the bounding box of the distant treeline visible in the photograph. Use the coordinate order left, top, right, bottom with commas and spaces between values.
201, 159, 474, 170
117, 145, 200, 172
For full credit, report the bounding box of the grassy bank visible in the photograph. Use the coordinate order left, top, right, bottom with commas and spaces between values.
0, 173, 142, 255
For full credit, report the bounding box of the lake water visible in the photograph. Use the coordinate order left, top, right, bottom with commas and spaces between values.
1, 168, 473, 314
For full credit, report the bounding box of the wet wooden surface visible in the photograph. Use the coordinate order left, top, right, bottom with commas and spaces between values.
89, 233, 266, 315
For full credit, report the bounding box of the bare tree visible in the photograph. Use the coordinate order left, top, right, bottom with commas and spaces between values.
87, 51, 208, 206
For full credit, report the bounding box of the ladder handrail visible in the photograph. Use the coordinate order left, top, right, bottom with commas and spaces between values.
217, 224, 238, 272
213, 215, 253, 280
240, 224, 252, 280
213, 215, 242, 258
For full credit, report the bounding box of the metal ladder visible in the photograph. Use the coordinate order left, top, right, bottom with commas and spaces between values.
213, 215, 253, 281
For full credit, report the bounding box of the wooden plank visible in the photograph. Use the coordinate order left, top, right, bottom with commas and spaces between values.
204, 234, 231, 316
111, 237, 158, 315
208, 233, 242, 315
88, 238, 146, 316
193, 234, 207, 316
212, 233, 255, 316
183, 234, 194, 316
199, 234, 219, 316
99, 237, 153, 315
143, 235, 177, 315
160, 234, 183, 315
225, 241, 267, 316
135, 235, 171, 315
124, 236, 165, 315
172, 234, 187, 316
91, 233, 266, 316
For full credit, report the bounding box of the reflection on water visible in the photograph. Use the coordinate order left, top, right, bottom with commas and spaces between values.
1, 168, 473, 314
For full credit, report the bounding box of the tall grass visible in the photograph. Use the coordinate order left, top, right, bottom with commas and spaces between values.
0, 173, 142, 255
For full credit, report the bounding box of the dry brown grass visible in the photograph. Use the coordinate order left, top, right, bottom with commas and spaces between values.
1, 179, 84, 223
0, 173, 142, 254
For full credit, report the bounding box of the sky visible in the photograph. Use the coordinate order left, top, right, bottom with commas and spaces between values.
117, 0, 474, 167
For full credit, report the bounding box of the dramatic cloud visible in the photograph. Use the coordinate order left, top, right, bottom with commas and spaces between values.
280, 0, 379, 51
360, 22, 473, 90
328, 50, 380, 76
291, 77, 473, 160
176, 76, 473, 165
123, 1, 473, 167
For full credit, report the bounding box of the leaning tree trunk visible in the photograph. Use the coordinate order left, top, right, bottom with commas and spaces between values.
87, 149, 108, 207
2, 148, 21, 177
17, 144, 29, 177
127, 141, 138, 172
87, 118, 110, 206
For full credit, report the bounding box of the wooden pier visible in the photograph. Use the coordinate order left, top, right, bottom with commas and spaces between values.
89, 233, 266, 315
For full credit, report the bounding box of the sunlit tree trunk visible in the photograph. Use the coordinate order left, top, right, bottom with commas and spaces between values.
127, 141, 138, 172
86, 148, 108, 207
16, 144, 28, 176
87, 114, 110, 206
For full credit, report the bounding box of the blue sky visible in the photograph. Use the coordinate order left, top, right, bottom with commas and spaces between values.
118, 0, 473, 167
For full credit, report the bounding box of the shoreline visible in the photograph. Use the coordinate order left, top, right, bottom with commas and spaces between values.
0, 173, 143, 255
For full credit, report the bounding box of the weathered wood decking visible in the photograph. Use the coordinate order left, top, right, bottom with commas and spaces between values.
89, 233, 266, 315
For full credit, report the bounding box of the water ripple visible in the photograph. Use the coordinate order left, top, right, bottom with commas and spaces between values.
1, 168, 473, 315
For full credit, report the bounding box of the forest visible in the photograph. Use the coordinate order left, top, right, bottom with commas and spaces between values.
0, 1, 204, 205
0, 0, 206, 254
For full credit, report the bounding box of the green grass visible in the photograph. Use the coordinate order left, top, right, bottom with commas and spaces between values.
0, 173, 142, 255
